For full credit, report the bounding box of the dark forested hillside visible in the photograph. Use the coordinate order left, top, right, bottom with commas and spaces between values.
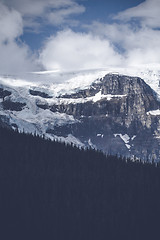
0, 127, 160, 240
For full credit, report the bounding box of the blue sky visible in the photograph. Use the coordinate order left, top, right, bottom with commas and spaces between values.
0, 0, 160, 73
21, 0, 144, 50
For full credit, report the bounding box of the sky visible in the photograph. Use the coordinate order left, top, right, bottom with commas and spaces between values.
0, 0, 160, 73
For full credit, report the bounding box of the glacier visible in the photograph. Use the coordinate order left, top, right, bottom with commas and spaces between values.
0, 66, 160, 160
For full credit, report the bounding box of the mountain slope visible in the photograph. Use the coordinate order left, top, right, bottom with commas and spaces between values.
0, 68, 160, 160
0, 126, 160, 240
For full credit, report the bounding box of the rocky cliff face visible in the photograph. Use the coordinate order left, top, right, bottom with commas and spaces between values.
0, 73, 160, 161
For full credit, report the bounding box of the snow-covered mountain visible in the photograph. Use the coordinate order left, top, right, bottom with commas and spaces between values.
0, 66, 160, 161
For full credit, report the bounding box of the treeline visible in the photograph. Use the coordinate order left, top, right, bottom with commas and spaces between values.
0, 126, 160, 240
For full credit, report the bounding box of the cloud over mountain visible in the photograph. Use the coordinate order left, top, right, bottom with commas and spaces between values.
39, 0, 160, 71
40, 29, 123, 71
0, 0, 160, 74
0, 2, 37, 73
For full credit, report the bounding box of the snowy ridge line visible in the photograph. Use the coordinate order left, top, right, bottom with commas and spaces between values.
0, 67, 160, 161
0, 69, 109, 96
0, 66, 160, 99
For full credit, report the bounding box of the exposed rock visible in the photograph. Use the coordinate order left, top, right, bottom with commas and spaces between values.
36, 103, 49, 110
0, 88, 11, 100
47, 74, 160, 161
29, 89, 52, 98
0, 73, 160, 161
2, 100, 26, 111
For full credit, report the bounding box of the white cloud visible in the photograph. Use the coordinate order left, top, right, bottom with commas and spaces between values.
0, 2, 23, 42
113, 0, 160, 66
39, 0, 160, 71
40, 29, 123, 71
2, 0, 77, 15
0, 0, 85, 74
124, 28, 160, 66
47, 3, 85, 26
82, 0, 160, 68
1, 0, 85, 30
0, 41, 37, 73
0, 2, 39, 73
1, 0, 160, 74
115, 0, 160, 28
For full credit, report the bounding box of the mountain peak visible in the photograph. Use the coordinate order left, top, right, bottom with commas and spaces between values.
0, 69, 160, 161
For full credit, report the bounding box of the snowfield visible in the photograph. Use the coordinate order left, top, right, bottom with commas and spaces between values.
1, 65, 160, 98
0, 66, 160, 146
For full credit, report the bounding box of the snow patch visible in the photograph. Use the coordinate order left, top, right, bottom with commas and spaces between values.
154, 136, 160, 139
49, 92, 127, 105
114, 134, 130, 144
65, 134, 84, 147
45, 133, 84, 148
0, 107, 78, 140
97, 133, 104, 138
91, 91, 126, 103
131, 135, 136, 141
147, 109, 160, 116
114, 134, 131, 150
88, 138, 97, 149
